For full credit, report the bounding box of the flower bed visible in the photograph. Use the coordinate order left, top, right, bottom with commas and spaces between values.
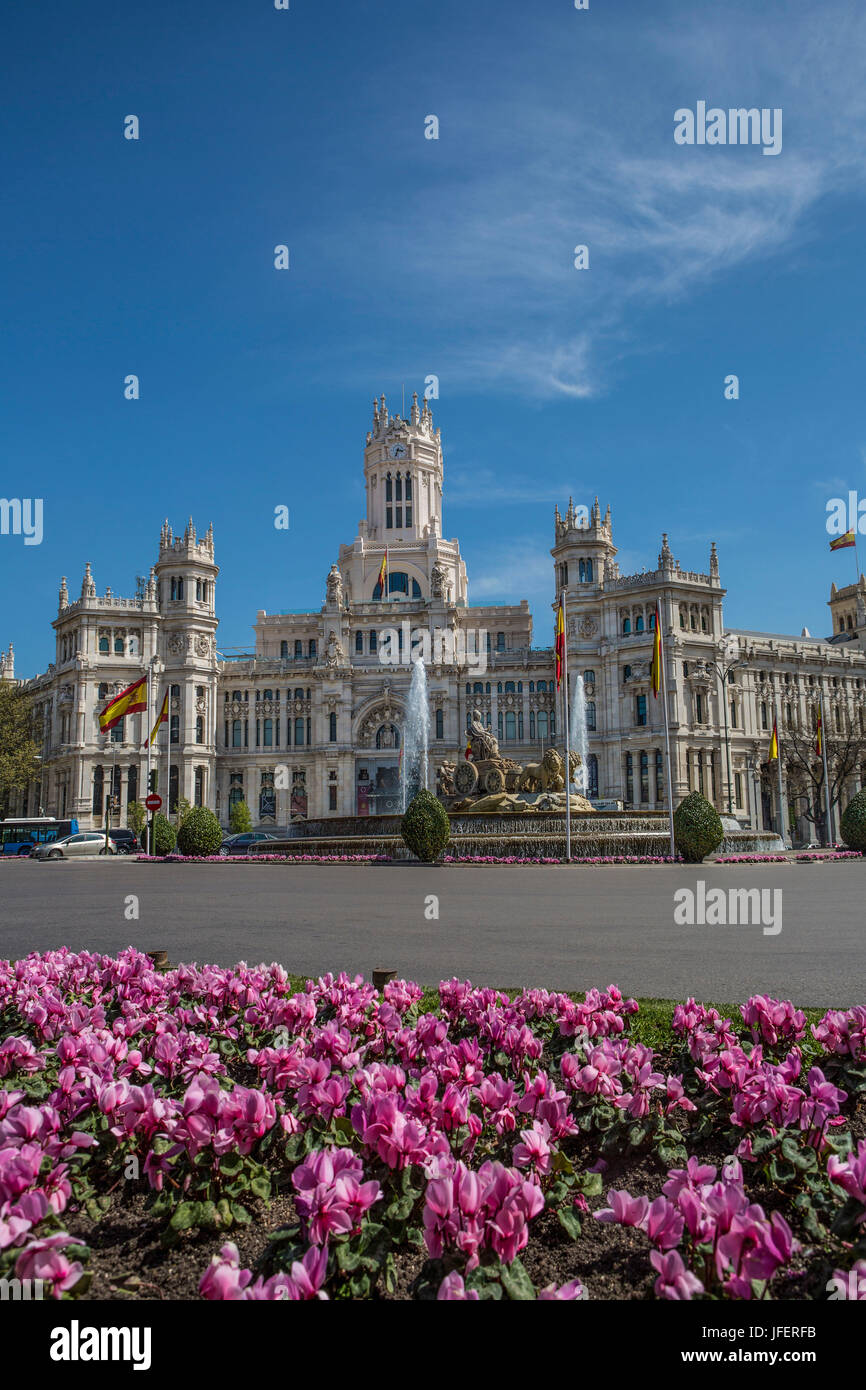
1, 951, 865, 1302
135, 853, 391, 864
442, 854, 680, 865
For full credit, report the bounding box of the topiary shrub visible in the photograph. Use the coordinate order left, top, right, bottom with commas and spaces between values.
401, 788, 450, 863
673, 790, 724, 863
840, 789, 866, 853
151, 813, 177, 857
176, 805, 223, 858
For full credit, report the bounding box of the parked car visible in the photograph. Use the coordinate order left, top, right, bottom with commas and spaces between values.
218, 832, 280, 857
109, 828, 140, 855
34, 832, 118, 860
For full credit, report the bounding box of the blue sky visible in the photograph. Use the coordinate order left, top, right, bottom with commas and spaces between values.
3, 0, 866, 676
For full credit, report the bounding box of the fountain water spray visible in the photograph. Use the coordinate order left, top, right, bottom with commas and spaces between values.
569, 672, 589, 795
401, 658, 430, 810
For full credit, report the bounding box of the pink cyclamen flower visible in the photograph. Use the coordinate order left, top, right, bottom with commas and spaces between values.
594, 1189, 649, 1229
437, 1272, 480, 1300
650, 1249, 704, 1301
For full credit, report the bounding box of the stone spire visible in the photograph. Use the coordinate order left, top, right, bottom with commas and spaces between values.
59, 576, 68, 611
411, 390, 420, 425
710, 541, 719, 577
0, 644, 14, 680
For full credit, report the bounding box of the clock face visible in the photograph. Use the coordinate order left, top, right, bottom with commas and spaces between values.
389, 444, 407, 459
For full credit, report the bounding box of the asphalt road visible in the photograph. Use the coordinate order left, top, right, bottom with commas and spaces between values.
0, 860, 864, 1007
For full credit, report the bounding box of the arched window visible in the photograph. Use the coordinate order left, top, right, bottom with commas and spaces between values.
578, 559, 585, 583
195, 716, 204, 744
294, 688, 305, 700
505, 681, 515, 693
473, 682, 483, 694
355, 632, 364, 653
171, 684, 180, 699
263, 689, 272, 701
635, 616, 644, 633
196, 579, 202, 601
529, 682, 535, 693
465, 683, 471, 695
375, 724, 399, 749
385, 474, 393, 502
114, 636, 124, 654
517, 681, 523, 692
585, 559, 593, 582
264, 719, 273, 747
537, 680, 547, 693
497, 682, 503, 694
435, 709, 444, 739
329, 712, 337, 742
587, 754, 598, 798
485, 682, 491, 693
622, 617, 631, 635
177, 578, 184, 600
92, 765, 104, 815
99, 636, 109, 654
583, 670, 595, 685
649, 611, 656, 630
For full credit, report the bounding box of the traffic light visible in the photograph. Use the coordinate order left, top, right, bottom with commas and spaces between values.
148, 769, 158, 793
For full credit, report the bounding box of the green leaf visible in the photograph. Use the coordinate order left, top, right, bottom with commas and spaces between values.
500, 1258, 536, 1301
577, 1170, 603, 1197
230, 1202, 251, 1225
333, 1116, 354, 1138
250, 1175, 271, 1202
216, 1198, 232, 1227
169, 1200, 198, 1231
557, 1207, 582, 1241
218, 1153, 243, 1177
336, 1244, 361, 1272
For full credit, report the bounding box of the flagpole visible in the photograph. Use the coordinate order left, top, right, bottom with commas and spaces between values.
658, 603, 676, 857
561, 588, 571, 864
145, 664, 152, 855
773, 691, 788, 848
820, 690, 835, 846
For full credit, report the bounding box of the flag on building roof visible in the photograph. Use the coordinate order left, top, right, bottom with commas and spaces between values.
377, 549, 388, 597
830, 531, 856, 551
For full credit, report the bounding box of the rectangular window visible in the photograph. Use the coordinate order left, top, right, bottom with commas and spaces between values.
329, 786, 337, 811
386, 507, 393, 528
395, 507, 402, 528
405, 508, 412, 528
626, 753, 634, 804
636, 694, 647, 726
735, 772, 743, 807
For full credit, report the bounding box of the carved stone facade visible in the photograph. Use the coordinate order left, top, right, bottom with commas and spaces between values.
6, 404, 866, 840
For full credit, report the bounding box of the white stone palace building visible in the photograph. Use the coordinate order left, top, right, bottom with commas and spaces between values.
3, 395, 866, 843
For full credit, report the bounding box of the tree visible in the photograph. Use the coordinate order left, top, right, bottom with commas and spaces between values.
152, 813, 177, 856
673, 791, 724, 863
176, 806, 222, 857
175, 796, 193, 827
840, 789, 866, 854
782, 714, 866, 845
229, 799, 253, 834
127, 800, 146, 837
401, 788, 450, 862
0, 681, 40, 816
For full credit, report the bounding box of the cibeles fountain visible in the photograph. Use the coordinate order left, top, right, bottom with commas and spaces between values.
262, 650, 781, 860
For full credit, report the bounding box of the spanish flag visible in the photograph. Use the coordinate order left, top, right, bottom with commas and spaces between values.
145, 689, 169, 748
377, 549, 388, 598
651, 603, 661, 698
98, 675, 147, 733
830, 531, 856, 551
769, 718, 779, 762
815, 711, 823, 758
554, 596, 565, 689
465, 735, 472, 761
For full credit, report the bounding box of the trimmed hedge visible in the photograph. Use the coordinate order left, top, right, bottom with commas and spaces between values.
840, 788, 866, 853
176, 806, 223, 858
673, 790, 724, 863
151, 813, 177, 857
401, 788, 450, 863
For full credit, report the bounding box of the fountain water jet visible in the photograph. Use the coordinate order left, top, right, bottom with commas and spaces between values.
401, 658, 430, 810
569, 672, 589, 795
